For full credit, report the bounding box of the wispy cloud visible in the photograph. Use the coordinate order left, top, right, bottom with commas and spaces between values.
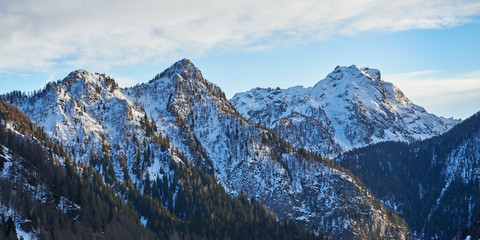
385, 70, 480, 118
40, 71, 60, 89
1, 0, 480, 73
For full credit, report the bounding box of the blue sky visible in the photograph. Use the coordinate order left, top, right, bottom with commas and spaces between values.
1, 0, 480, 119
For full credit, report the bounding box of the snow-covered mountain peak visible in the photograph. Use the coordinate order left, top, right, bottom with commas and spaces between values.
64, 69, 99, 84
153, 58, 203, 82
58, 69, 119, 94
321, 65, 381, 85
232, 65, 458, 156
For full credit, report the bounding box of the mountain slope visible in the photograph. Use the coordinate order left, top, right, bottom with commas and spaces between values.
339, 111, 480, 239
0, 99, 161, 240
1, 93, 324, 239
6, 60, 411, 239
232, 65, 457, 157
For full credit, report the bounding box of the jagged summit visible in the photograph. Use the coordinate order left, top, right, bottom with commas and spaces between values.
58, 69, 119, 92
152, 58, 203, 82
64, 69, 119, 92
69, 69, 89, 75
311, 65, 388, 99
320, 65, 381, 86
64, 69, 97, 82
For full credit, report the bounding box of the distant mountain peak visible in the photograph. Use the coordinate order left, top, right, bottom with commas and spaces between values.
311, 65, 384, 100
64, 69, 94, 81
327, 65, 381, 83
154, 58, 203, 82
57, 69, 119, 94
63, 69, 102, 84
169, 58, 194, 71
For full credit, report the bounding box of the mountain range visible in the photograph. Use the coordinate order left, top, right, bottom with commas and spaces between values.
0, 59, 478, 239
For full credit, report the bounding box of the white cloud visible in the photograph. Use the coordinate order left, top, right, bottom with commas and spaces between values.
385, 70, 480, 118
385, 70, 480, 102
0, 0, 479, 73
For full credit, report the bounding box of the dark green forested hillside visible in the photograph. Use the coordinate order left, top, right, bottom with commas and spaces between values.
339, 112, 480, 239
